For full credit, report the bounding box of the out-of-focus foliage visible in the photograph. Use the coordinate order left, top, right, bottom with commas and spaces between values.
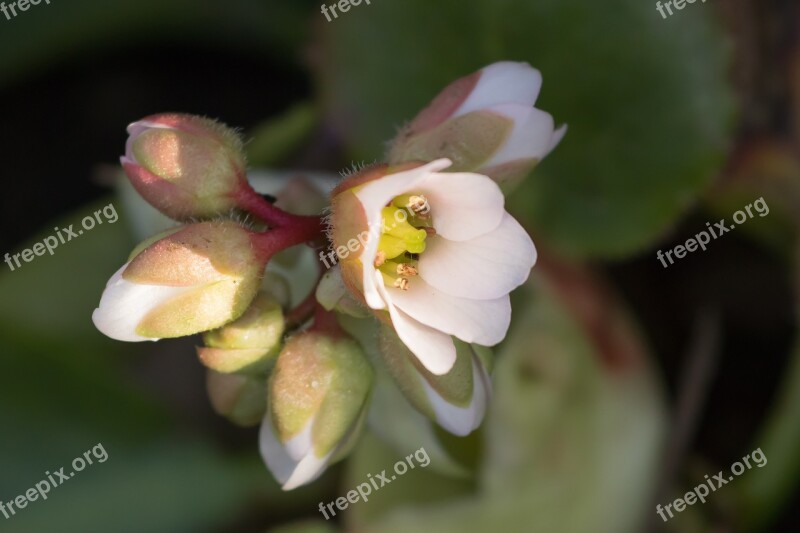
328, 265, 665, 533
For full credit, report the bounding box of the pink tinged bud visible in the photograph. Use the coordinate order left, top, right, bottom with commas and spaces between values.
260, 331, 373, 490
198, 292, 285, 375
92, 221, 264, 342
122, 113, 247, 220
390, 62, 566, 189
206, 370, 266, 427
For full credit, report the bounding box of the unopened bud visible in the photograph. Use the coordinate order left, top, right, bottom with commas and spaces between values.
260, 331, 373, 490
389, 62, 565, 190
206, 370, 266, 427
92, 221, 264, 341
198, 292, 285, 375
122, 113, 248, 220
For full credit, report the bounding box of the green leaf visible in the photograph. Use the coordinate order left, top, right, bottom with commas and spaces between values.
0, 198, 133, 349
317, 0, 733, 258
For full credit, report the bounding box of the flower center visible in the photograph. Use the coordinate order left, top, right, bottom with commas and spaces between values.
375, 193, 432, 291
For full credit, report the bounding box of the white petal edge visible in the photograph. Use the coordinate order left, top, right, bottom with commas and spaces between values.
481, 105, 556, 168
388, 277, 511, 346
91, 264, 196, 342
418, 213, 536, 300
377, 280, 457, 375
423, 355, 492, 436
259, 415, 334, 491
125, 120, 173, 163
453, 62, 542, 118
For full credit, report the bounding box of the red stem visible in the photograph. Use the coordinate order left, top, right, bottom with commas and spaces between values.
250, 220, 326, 264
286, 287, 321, 329
235, 183, 322, 229
310, 303, 344, 337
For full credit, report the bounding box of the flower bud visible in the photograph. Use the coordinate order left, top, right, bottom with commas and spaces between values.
389, 62, 566, 190
198, 292, 285, 375
206, 370, 266, 427
260, 331, 373, 490
121, 113, 248, 220
379, 326, 491, 436
92, 220, 264, 341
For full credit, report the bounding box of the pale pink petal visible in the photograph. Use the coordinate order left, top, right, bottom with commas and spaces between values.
389, 277, 511, 346
453, 62, 542, 118
259, 416, 332, 491
378, 281, 457, 375
481, 105, 556, 167
419, 213, 536, 300
418, 171, 505, 241
424, 355, 492, 436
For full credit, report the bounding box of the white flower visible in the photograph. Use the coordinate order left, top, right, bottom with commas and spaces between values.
336, 158, 536, 375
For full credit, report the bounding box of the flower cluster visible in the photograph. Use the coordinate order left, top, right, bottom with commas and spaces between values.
93, 62, 564, 489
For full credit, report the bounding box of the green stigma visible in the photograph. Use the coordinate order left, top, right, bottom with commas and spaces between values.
375, 195, 432, 290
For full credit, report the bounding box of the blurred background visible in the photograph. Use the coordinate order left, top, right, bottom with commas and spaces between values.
0, 0, 798, 531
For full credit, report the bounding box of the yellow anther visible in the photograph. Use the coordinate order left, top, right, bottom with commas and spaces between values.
397, 263, 418, 277
392, 194, 430, 216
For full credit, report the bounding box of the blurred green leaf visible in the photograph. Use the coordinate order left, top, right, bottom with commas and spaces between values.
736, 335, 800, 530
0, 0, 318, 85
345, 265, 666, 533
0, 198, 283, 532
247, 104, 318, 167
317, 0, 732, 258
0, 198, 133, 349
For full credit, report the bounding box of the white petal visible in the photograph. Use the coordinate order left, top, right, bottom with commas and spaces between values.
355, 159, 453, 310
389, 276, 511, 346
453, 62, 542, 118
378, 281, 457, 375
259, 416, 333, 491
481, 105, 556, 167
91, 264, 194, 342
419, 213, 536, 300
419, 171, 505, 241
424, 355, 492, 436
549, 124, 568, 154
